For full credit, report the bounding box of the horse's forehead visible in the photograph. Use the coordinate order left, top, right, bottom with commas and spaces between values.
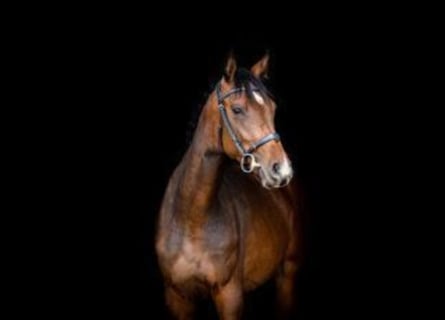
252, 92, 265, 105
231, 91, 272, 107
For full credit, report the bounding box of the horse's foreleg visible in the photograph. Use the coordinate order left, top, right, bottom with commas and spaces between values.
212, 280, 243, 320
275, 259, 298, 319
165, 286, 195, 320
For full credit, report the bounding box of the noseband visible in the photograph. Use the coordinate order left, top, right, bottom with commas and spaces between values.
216, 82, 280, 173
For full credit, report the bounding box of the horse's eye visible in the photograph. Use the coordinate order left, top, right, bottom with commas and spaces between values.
231, 106, 243, 115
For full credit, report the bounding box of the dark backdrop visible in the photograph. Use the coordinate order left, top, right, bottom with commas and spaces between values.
40, 12, 418, 319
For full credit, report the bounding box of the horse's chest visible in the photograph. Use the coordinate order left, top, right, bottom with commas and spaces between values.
170, 238, 233, 285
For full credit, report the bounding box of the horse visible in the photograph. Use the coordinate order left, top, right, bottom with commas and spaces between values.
155, 53, 301, 319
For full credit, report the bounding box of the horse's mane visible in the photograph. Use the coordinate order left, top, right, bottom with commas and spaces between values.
186, 68, 271, 144
232, 68, 270, 100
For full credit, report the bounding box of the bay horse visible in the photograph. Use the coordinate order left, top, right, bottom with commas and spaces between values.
156, 53, 300, 319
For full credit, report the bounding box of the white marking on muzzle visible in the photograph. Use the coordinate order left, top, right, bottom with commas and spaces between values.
280, 159, 293, 178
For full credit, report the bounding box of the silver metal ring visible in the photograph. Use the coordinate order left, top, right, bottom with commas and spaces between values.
240, 153, 256, 173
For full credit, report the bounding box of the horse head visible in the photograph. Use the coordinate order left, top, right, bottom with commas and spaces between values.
214, 53, 293, 189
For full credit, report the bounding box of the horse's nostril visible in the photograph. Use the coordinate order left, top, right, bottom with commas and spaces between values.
272, 162, 280, 174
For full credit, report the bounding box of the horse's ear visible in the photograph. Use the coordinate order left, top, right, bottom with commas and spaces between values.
223, 52, 237, 84
251, 53, 270, 79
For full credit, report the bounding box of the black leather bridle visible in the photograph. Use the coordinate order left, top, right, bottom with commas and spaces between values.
216, 82, 280, 173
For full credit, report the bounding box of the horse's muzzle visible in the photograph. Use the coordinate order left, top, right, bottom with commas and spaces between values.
259, 159, 293, 189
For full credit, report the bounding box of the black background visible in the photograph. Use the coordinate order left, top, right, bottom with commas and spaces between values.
21, 7, 428, 319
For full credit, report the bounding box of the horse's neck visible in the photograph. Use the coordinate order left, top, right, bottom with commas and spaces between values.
175, 99, 223, 223
179, 146, 223, 210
